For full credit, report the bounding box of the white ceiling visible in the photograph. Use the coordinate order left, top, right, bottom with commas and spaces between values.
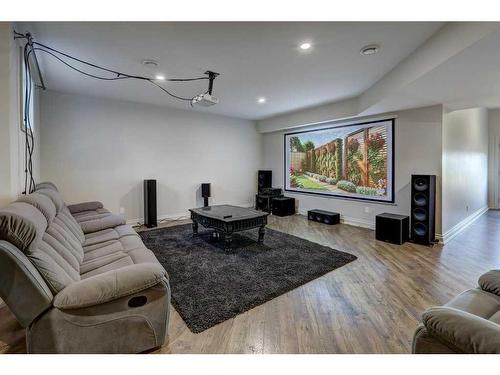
19, 22, 443, 120
385, 27, 500, 111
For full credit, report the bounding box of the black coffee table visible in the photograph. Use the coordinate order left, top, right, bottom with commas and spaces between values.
189, 205, 269, 249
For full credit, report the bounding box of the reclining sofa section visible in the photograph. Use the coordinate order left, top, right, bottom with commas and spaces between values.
0, 182, 170, 353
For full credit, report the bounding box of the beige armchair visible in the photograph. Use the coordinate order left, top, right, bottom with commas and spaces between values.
412, 270, 500, 354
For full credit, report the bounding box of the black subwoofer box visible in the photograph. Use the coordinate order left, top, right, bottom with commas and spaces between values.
144, 179, 157, 228
271, 197, 295, 216
307, 209, 340, 225
376, 213, 409, 245
410, 174, 436, 245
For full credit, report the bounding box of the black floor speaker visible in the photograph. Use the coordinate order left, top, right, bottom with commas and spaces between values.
376, 213, 409, 245
410, 174, 436, 245
201, 183, 211, 207
258, 170, 272, 193
144, 179, 157, 228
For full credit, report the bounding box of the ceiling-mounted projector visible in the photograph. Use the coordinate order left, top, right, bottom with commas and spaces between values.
191, 70, 220, 107
192, 93, 219, 107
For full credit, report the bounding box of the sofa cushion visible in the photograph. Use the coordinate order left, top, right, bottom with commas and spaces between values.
479, 270, 500, 297
17, 193, 57, 224
114, 224, 138, 237
54, 263, 168, 309
79, 214, 127, 234
84, 229, 119, 246
34, 237, 81, 292
120, 235, 147, 253
490, 311, 500, 325
0, 202, 47, 252
0, 200, 84, 294
81, 239, 129, 275
81, 257, 135, 279
37, 188, 64, 213
422, 306, 500, 354
83, 240, 124, 260
58, 207, 85, 244
83, 225, 139, 246
35, 181, 59, 191
80, 252, 130, 275
81, 235, 163, 279
42, 231, 82, 273
73, 210, 111, 223
445, 288, 500, 320
128, 248, 159, 264
67, 201, 104, 214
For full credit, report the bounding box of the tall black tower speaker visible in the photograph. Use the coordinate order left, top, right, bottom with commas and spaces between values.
410, 174, 436, 245
258, 170, 272, 192
201, 183, 211, 207
144, 179, 157, 228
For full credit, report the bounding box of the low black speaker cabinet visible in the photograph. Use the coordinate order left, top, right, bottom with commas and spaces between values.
255, 192, 283, 212
376, 213, 409, 245
271, 197, 295, 217
307, 209, 340, 225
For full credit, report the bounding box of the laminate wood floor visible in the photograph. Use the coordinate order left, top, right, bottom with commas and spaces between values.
1, 212, 499, 354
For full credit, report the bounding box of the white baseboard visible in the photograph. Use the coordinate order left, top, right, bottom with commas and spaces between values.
340, 215, 375, 229
436, 206, 489, 244
126, 212, 190, 226
126, 202, 254, 226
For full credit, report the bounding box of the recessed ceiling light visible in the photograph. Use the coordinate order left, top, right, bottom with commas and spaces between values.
257, 97, 266, 104
142, 59, 159, 67
360, 44, 380, 56
299, 42, 312, 50
155, 74, 166, 81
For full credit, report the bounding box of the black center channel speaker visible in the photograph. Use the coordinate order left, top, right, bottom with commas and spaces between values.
410, 174, 436, 245
258, 170, 272, 193
144, 179, 157, 228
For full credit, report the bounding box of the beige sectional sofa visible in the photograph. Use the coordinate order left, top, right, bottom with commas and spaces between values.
0, 182, 170, 353
412, 270, 500, 353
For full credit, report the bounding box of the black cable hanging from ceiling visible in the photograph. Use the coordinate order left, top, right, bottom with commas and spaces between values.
14, 30, 221, 195
14, 31, 220, 104
18, 32, 37, 194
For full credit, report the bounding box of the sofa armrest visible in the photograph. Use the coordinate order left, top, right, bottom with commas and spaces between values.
422, 306, 500, 354
79, 214, 126, 234
479, 270, 500, 296
53, 263, 167, 309
67, 201, 104, 214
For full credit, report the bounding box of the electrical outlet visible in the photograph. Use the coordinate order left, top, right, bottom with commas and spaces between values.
364, 206, 370, 214
119, 207, 125, 215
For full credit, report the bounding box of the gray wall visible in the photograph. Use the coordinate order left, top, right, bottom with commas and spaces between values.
442, 107, 489, 235
40, 90, 262, 222
488, 108, 500, 208
262, 105, 443, 233
0, 23, 40, 206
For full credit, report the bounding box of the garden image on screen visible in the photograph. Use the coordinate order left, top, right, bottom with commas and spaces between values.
284, 119, 394, 202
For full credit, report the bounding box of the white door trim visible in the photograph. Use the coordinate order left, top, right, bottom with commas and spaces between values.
495, 136, 500, 209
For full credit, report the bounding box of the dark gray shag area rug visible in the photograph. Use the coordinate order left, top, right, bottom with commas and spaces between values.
139, 224, 357, 333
